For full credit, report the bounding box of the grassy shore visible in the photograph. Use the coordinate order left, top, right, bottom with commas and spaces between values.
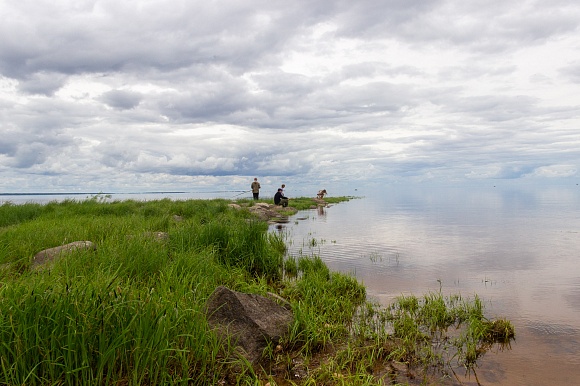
0, 196, 514, 385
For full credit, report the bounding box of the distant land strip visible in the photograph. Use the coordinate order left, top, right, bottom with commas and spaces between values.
0, 191, 250, 196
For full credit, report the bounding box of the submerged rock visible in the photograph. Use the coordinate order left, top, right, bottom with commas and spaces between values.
206, 286, 294, 363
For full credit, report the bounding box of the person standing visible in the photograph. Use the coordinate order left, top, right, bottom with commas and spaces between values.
251, 178, 261, 200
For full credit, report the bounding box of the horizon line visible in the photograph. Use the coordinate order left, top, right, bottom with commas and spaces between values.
0, 191, 251, 196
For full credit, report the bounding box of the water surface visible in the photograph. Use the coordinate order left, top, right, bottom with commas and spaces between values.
274, 183, 580, 385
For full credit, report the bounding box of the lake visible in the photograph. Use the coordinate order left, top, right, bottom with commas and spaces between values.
272, 183, 580, 385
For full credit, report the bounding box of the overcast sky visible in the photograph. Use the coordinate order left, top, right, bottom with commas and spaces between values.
1, 0, 579, 194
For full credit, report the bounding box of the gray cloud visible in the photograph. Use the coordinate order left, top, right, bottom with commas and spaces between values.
559, 63, 580, 83
0, 0, 579, 192
100, 90, 143, 110
17, 72, 68, 96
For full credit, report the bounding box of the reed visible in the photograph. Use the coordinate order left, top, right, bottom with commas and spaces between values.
0, 201, 45, 227
281, 256, 366, 355
382, 291, 515, 376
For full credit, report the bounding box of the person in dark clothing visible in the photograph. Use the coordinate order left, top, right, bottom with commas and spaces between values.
274, 188, 283, 205
274, 188, 288, 207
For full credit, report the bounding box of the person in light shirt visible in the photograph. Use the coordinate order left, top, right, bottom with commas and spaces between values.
250, 178, 261, 200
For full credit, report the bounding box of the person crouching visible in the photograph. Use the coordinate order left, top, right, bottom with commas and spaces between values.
274, 188, 288, 207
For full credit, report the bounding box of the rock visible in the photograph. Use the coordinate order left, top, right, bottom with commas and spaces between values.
125, 231, 169, 242
32, 241, 96, 269
247, 204, 287, 222
206, 286, 294, 363
229, 201, 302, 223
143, 231, 169, 241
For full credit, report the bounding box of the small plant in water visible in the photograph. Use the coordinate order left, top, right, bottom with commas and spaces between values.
368, 251, 382, 263
384, 291, 515, 380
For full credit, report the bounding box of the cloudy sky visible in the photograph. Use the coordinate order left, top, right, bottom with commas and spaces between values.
1, 0, 579, 194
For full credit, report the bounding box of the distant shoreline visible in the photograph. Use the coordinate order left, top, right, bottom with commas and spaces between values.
0, 191, 251, 196
0, 192, 183, 196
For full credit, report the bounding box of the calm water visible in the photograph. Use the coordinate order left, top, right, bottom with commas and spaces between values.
273, 183, 580, 385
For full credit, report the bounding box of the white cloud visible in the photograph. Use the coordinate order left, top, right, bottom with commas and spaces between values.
0, 0, 579, 193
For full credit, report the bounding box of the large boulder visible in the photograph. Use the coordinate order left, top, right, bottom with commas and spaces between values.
206, 286, 294, 363
32, 241, 96, 269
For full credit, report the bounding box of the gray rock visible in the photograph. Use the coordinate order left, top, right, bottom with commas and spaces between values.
206, 286, 294, 363
142, 231, 169, 241
32, 241, 96, 269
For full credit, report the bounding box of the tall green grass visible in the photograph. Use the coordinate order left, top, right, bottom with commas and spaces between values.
281, 256, 366, 355
0, 198, 282, 385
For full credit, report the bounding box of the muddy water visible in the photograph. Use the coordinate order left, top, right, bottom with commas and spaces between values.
273, 183, 580, 385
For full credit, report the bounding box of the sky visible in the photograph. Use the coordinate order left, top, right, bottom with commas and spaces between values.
1, 0, 580, 195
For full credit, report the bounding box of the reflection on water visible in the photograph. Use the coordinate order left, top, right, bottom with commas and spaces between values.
273, 183, 580, 386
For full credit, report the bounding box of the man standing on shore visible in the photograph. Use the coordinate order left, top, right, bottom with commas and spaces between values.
251, 178, 261, 200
